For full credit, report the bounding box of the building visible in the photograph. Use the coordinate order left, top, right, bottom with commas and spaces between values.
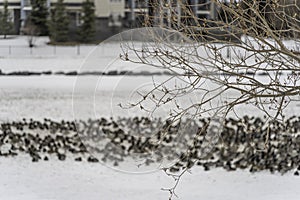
0, 0, 125, 35
147, 0, 217, 27
241, 0, 300, 37
124, 0, 148, 27
0, 0, 218, 39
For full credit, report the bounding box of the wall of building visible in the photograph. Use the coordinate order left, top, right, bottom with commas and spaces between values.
0, 0, 222, 40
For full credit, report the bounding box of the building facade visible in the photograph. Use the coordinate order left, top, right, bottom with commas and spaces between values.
126, 0, 217, 27
0, 0, 217, 39
0, 0, 125, 34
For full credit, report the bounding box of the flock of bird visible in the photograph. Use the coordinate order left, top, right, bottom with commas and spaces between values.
0, 116, 300, 175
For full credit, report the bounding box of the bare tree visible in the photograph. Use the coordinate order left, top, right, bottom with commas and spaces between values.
117, 0, 300, 197
22, 23, 38, 48
121, 0, 300, 127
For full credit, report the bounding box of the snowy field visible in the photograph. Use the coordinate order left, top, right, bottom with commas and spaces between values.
0, 36, 93, 72
0, 36, 162, 74
0, 36, 300, 200
0, 75, 299, 122
0, 157, 299, 200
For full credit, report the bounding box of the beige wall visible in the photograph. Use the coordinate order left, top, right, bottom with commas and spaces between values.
48, 0, 125, 18
50, 0, 83, 4
1, 0, 126, 18
0, 0, 21, 9
0, 0, 20, 3
94, 0, 124, 18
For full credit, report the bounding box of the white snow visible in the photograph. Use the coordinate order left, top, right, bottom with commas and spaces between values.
0, 36, 160, 73
0, 157, 299, 200
0, 36, 95, 73
0, 36, 299, 200
0, 75, 299, 122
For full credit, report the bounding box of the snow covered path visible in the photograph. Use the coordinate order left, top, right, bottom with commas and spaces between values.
0, 157, 299, 200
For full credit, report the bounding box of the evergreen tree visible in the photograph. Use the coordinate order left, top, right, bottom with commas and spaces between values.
0, 0, 14, 39
29, 0, 49, 36
79, 0, 96, 43
48, 0, 69, 42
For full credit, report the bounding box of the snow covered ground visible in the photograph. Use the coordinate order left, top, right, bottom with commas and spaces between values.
0, 76, 299, 199
0, 75, 299, 122
0, 157, 299, 200
0, 36, 95, 73
0, 36, 161, 73
0, 36, 300, 200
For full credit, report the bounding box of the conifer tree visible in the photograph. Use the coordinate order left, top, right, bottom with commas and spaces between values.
48, 0, 69, 42
79, 0, 96, 43
29, 0, 49, 36
0, 0, 14, 39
